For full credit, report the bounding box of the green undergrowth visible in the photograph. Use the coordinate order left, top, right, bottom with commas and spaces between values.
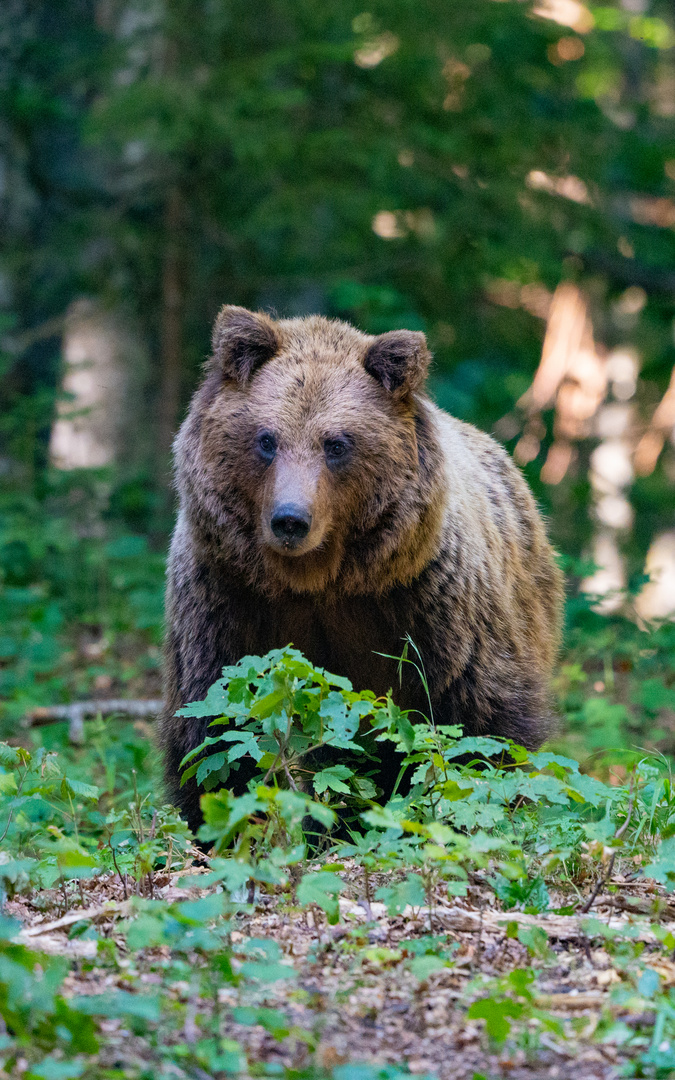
0, 478, 165, 726
4, 648, 675, 1076
554, 564, 675, 774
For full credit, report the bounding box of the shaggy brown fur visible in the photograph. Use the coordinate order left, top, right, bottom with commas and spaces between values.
160, 306, 564, 833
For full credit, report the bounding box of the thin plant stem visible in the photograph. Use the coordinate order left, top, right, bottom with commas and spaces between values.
580, 773, 637, 914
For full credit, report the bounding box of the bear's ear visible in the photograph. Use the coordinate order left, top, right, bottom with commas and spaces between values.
210, 305, 280, 383
363, 330, 431, 396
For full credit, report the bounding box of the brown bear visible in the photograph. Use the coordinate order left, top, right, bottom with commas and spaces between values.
160, 306, 564, 834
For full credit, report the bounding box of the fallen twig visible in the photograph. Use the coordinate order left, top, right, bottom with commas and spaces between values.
22, 699, 164, 744
18, 900, 131, 938
337, 898, 662, 942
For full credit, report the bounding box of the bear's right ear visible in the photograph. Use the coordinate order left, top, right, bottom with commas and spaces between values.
210, 305, 280, 383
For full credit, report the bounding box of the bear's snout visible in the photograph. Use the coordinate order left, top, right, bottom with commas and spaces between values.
270, 503, 312, 548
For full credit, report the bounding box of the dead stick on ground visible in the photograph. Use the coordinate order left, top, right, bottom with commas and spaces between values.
473, 890, 485, 973
22, 700, 164, 745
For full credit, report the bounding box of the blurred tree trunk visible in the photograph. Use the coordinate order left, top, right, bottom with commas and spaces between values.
50, 300, 150, 472
158, 184, 185, 475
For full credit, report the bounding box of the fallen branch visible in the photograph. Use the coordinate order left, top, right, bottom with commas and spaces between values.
22, 699, 164, 744
18, 900, 132, 938
535, 992, 607, 1012
14, 902, 132, 960
338, 899, 661, 943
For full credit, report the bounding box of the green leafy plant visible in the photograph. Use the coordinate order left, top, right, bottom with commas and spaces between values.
178, 646, 412, 806
0, 740, 191, 904
0, 916, 98, 1075
467, 969, 563, 1046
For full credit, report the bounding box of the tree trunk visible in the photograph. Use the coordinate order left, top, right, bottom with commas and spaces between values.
158, 184, 185, 477
50, 299, 149, 472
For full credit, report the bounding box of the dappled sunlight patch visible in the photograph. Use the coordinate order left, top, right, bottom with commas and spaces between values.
526, 170, 591, 206
532, 0, 595, 34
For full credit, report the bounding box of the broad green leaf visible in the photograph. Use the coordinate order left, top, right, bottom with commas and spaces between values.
375, 873, 426, 915
232, 1005, 290, 1039
467, 996, 523, 1043
638, 968, 661, 999
239, 960, 296, 982
408, 954, 446, 980
516, 925, 551, 959
174, 893, 228, 923
74, 991, 161, 1021
28, 1060, 85, 1080
313, 764, 353, 795
249, 688, 287, 718
644, 836, 675, 890
60, 777, 99, 801
296, 871, 346, 924
527, 752, 580, 774
441, 779, 474, 801
444, 736, 510, 760
565, 771, 612, 807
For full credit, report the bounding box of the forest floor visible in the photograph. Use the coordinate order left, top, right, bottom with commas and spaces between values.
7, 857, 674, 1080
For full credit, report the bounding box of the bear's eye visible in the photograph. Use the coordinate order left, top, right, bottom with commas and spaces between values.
257, 432, 277, 462
324, 438, 351, 466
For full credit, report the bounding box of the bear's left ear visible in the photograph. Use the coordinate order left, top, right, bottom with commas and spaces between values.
211, 305, 280, 383
363, 330, 431, 396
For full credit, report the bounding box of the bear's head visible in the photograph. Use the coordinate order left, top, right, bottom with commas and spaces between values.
176, 306, 444, 594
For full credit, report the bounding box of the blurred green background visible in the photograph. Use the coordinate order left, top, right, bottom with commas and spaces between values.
3, 0, 675, 772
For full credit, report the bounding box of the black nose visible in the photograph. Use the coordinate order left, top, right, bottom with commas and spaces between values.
270, 504, 312, 543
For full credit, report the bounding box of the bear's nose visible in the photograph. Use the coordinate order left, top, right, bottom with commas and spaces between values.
270, 504, 312, 544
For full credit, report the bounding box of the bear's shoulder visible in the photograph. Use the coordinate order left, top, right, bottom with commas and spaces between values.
421, 400, 544, 552
422, 400, 519, 483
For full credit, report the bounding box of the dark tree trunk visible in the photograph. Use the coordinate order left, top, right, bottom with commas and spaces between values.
158, 184, 185, 477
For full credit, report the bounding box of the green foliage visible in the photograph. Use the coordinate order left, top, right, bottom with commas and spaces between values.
334, 1067, 435, 1080
6, 647, 675, 1072
0, 917, 98, 1073
296, 871, 346, 924
0, 480, 165, 728
178, 646, 410, 805
0, 737, 191, 899
490, 872, 550, 914
5, 0, 675, 572
400, 934, 458, 980
556, 583, 675, 769
467, 969, 563, 1045
178, 647, 675, 923
375, 873, 427, 916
